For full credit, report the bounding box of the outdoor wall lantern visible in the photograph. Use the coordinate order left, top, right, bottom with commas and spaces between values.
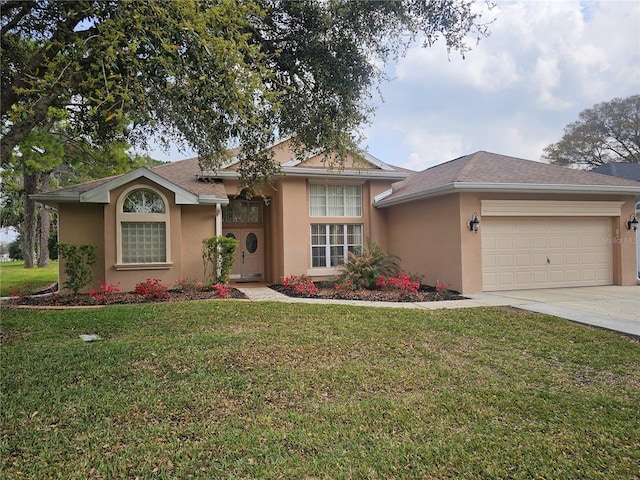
469, 212, 480, 233
627, 213, 639, 231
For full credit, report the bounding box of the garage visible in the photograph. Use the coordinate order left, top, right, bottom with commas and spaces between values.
481, 216, 613, 291
375, 151, 640, 294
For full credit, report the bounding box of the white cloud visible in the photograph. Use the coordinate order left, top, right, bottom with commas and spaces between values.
363, 0, 640, 170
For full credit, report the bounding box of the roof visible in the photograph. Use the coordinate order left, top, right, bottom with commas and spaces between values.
31, 158, 229, 206
199, 138, 412, 181
591, 162, 640, 182
31, 138, 410, 207
375, 151, 640, 207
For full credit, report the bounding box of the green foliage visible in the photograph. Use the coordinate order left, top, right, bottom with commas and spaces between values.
202, 236, 239, 285
1, 0, 491, 189
543, 94, 640, 167
338, 239, 401, 290
57, 243, 97, 295
8, 238, 23, 260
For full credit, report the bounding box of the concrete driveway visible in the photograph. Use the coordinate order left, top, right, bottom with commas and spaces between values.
467, 286, 640, 337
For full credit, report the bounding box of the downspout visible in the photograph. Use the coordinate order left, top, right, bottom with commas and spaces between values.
216, 203, 223, 280
215, 203, 222, 236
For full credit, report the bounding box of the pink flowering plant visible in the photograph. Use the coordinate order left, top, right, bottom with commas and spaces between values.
134, 278, 171, 300
434, 281, 451, 299
7, 283, 32, 298
282, 275, 319, 297
375, 272, 420, 295
211, 283, 232, 298
89, 281, 121, 304
173, 277, 204, 293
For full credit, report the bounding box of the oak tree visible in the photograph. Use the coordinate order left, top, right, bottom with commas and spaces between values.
2, 0, 491, 188
543, 94, 640, 168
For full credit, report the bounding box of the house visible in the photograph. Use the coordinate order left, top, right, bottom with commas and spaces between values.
32, 139, 410, 293
33, 141, 640, 294
591, 162, 640, 278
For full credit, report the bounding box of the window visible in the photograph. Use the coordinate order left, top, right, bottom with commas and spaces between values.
311, 224, 363, 267
310, 185, 361, 217
117, 187, 170, 265
223, 199, 264, 223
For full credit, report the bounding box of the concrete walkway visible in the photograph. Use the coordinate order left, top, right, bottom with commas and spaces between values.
236, 284, 640, 337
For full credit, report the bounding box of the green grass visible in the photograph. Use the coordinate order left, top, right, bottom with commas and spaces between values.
2, 301, 639, 479
0, 261, 58, 297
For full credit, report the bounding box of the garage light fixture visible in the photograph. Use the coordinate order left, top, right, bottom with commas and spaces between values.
627, 213, 639, 232
469, 212, 480, 233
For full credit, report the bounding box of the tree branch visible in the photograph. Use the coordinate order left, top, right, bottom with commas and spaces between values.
1, 6, 88, 118
0, 1, 35, 37
1, 91, 60, 168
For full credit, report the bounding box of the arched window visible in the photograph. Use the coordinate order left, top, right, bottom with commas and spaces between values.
116, 187, 170, 266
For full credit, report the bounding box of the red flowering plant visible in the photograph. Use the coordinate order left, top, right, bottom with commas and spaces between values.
134, 278, 171, 300
434, 281, 451, 300
89, 281, 121, 304
211, 283, 232, 298
375, 272, 420, 295
7, 284, 31, 298
282, 275, 319, 297
173, 277, 204, 293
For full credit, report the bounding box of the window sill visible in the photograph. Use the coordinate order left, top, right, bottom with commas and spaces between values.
307, 268, 340, 277
114, 262, 173, 271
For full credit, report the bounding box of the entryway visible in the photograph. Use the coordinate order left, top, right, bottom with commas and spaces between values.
223, 228, 264, 281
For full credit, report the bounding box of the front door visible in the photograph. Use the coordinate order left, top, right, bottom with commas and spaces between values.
223, 228, 264, 281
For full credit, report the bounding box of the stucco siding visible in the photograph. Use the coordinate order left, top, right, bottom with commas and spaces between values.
280, 177, 310, 278
386, 194, 465, 293
57, 203, 106, 293
103, 180, 182, 292
181, 205, 216, 282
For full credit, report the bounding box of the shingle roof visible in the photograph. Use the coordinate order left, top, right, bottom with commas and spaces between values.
377, 151, 640, 206
32, 157, 228, 205
151, 157, 227, 198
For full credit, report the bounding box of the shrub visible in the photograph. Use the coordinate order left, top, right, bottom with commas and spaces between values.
338, 239, 400, 290
89, 281, 121, 304
57, 243, 97, 295
7, 284, 32, 298
282, 275, 318, 297
435, 281, 451, 299
173, 278, 204, 293
8, 238, 23, 261
134, 278, 171, 299
211, 283, 232, 298
376, 273, 420, 294
202, 236, 239, 285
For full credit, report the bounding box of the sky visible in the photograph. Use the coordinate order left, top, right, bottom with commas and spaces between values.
142, 0, 640, 172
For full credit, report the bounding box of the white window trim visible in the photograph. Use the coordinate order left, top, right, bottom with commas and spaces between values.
115, 185, 172, 269
309, 184, 362, 217
310, 224, 363, 269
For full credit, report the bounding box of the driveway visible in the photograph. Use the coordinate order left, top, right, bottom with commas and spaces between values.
466, 286, 640, 337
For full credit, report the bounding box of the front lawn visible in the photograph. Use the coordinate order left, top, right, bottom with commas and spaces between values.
0, 260, 58, 297
2, 301, 639, 479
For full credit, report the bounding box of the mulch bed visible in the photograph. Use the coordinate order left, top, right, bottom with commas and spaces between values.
3, 282, 464, 308
1, 288, 248, 308
270, 282, 464, 302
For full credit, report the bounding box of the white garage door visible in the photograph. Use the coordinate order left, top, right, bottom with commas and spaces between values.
482, 217, 613, 291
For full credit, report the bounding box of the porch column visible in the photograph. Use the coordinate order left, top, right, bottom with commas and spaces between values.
215, 203, 222, 236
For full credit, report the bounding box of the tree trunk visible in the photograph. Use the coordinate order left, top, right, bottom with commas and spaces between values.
22, 169, 38, 268
37, 172, 51, 267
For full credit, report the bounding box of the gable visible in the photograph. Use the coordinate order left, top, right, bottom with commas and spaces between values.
32, 165, 229, 207
198, 137, 411, 181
